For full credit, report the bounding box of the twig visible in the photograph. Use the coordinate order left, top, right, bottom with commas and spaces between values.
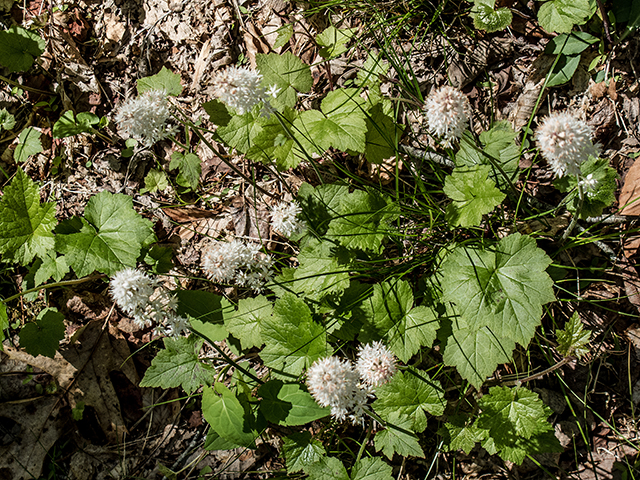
495, 356, 576, 387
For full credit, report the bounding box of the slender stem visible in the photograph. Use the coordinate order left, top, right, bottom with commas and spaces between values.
562, 181, 584, 240
0, 74, 53, 95
1, 274, 106, 304
497, 356, 576, 387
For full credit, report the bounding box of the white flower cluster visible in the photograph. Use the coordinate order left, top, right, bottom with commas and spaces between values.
306, 356, 370, 424
270, 201, 306, 238
114, 89, 175, 147
356, 341, 397, 386
424, 85, 471, 147
307, 343, 397, 425
578, 173, 598, 198
202, 239, 274, 291
535, 112, 599, 178
212, 66, 278, 115
110, 268, 190, 337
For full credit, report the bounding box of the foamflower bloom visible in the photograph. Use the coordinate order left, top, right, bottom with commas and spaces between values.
212, 66, 276, 115
535, 112, 599, 178
202, 238, 273, 292
114, 89, 174, 147
270, 201, 306, 238
307, 356, 365, 423
356, 341, 397, 386
424, 85, 471, 147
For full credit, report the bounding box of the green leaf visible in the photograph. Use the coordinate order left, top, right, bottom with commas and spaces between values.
203, 429, 240, 451
245, 107, 299, 170
361, 280, 438, 362
0, 108, 16, 131
256, 52, 312, 110
554, 157, 618, 218
288, 239, 352, 298
142, 168, 169, 194
357, 52, 390, 87
34, 252, 69, 285
444, 165, 506, 227
137, 66, 183, 96
477, 386, 561, 464
18, 308, 65, 358
440, 233, 555, 346
537, 0, 593, 33
374, 412, 424, 460
471, 0, 512, 32
140, 336, 216, 393
55, 191, 155, 277
556, 312, 591, 358
442, 325, 516, 388
365, 104, 402, 164
52, 111, 99, 138
216, 107, 264, 153
282, 432, 325, 474
544, 32, 598, 55
297, 183, 349, 237
258, 380, 330, 425
273, 23, 293, 49
307, 456, 349, 480
0, 303, 8, 349
0, 169, 56, 265
169, 152, 201, 190
294, 109, 367, 156
260, 293, 330, 378
202, 99, 232, 127
326, 190, 397, 253
225, 295, 272, 350
439, 415, 489, 454
177, 290, 231, 342
373, 369, 445, 432
316, 26, 357, 59
202, 383, 258, 448
0, 26, 45, 72
15, 127, 43, 163
351, 457, 394, 480
144, 245, 173, 274
546, 53, 581, 87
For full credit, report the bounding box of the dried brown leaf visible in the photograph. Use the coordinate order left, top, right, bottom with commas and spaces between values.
619, 158, 640, 215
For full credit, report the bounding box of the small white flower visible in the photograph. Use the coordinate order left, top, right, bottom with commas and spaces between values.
307, 356, 362, 423
270, 202, 305, 238
578, 173, 598, 198
202, 238, 274, 291
110, 268, 157, 323
212, 66, 268, 115
356, 341, 397, 386
535, 112, 599, 178
114, 89, 173, 147
266, 84, 280, 98
424, 86, 471, 147
158, 313, 191, 338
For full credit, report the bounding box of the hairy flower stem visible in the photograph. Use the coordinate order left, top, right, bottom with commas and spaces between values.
1, 274, 106, 304
562, 182, 585, 240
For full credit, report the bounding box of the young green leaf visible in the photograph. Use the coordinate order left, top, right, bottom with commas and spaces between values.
373, 369, 445, 432
15, 127, 43, 163
350, 457, 394, 480
0, 108, 16, 131
260, 293, 330, 378
273, 23, 294, 49
34, 252, 69, 285
306, 456, 349, 480
444, 165, 506, 227
258, 380, 330, 425
0, 26, 45, 72
471, 0, 512, 32
0, 169, 56, 265
556, 312, 591, 358
53, 111, 100, 138
374, 412, 424, 460
169, 152, 201, 190
255, 52, 312, 110
357, 52, 390, 88
55, 191, 155, 277
316, 26, 357, 59
225, 295, 272, 350
140, 336, 216, 393
537, 0, 593, 33
18, 308, 65, 358
142, 168, 169, 194
143, 245, 173, 274
202, 383, 258, 448
137, 66, 183, 96
440, 233, 555, 347
282, 432, 325, 474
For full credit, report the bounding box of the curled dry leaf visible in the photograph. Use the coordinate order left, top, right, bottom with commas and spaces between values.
619, 158, 640, 215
